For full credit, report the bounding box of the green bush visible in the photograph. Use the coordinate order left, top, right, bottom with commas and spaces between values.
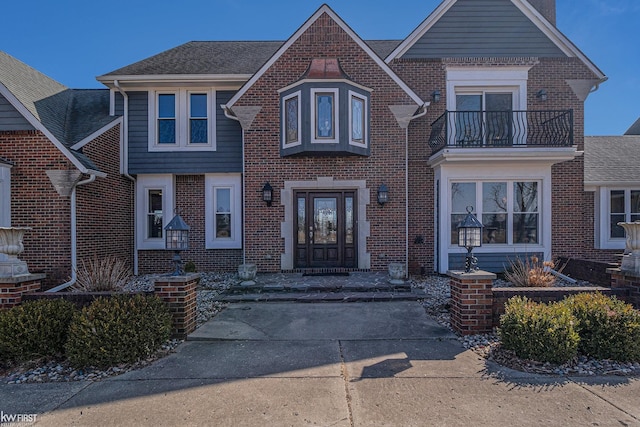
563, 292, 640, 362
65, 294, 172, 369
0, 299, 78, 362
498, 296, 579, 364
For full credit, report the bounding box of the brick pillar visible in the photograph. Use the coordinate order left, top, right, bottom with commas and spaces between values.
448, 270, 496, 335
154, 273, 200, 339
0, 274, 45, 309
608, 268, 640, 309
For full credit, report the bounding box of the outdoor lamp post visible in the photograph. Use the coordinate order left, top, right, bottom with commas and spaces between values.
165, 213, 190, 276
457, 206, 483, 273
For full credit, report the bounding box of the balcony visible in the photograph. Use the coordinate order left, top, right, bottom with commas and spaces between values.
428, 110, 574, 154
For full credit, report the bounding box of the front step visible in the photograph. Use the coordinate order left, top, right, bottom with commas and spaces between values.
216, 290, 425, 303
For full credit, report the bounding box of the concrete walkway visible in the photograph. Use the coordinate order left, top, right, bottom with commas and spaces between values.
2, 301, 639, 426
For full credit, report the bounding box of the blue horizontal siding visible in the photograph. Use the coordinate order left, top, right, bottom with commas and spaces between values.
0, 94, 34, 131
127, 90, 242, 175
448, 251, 544, 273
403, 0, 565, 59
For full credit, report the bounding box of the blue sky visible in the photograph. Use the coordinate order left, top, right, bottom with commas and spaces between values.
2, 0, 638, 135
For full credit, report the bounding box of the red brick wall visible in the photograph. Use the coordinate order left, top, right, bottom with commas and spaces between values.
0, 130, 74, 286
76, 125, 134, 272
235, 13, 414, 272
137, 175, 242, 275
1, 126, 132, 288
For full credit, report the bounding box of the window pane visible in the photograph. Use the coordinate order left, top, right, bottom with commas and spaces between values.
216, 188, 231, 212
513, 213, 538, 244
190, 94, 207, 118
345, 196, 354, 244
611, 190, 625, 213
451, 183, 476, 213
351, 96, 364, 142
314, 198, 337, 244
158, 120, 175, 144
485, 93, 512, 111
297, 197, 305, 245
514, 182, 538, 212
450, 214, 468, 246
190, 119, 208, 143
147, 190, 163, 238
316, 93, 334, 138
158, 94, 175, 118
483, 183, 507, 213
285, 96, 299, 144
611, 214, 626, 238
632, 191, 640, 214
483, 214, 507, 244
216, 214, 231, 238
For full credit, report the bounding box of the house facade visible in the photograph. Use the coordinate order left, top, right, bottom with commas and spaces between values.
2, 0, 619, 285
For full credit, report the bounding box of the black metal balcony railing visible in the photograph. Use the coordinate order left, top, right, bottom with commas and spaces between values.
428, 110, 574, 153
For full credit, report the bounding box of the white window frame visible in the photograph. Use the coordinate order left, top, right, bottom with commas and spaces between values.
136, 175, 174, 250
205, 174, 242, 249
148, 89, 216, 152
311, 88, 339, 144
596, 187, 640, 250
446, 67, 529, 146
282, 91, 302, 148
449, 180, 541, 247
0, 164, 11, 227
348, 90, 368, 148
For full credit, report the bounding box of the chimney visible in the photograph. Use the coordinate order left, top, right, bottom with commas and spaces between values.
527, 0, 556, 26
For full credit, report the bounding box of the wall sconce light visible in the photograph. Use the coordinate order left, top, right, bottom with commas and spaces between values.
261, 182, 274, 207
377, 184, 389, 205
431, 90, 441, 103
165, 213, 190, 276
537, 89, 548, 101
457, 206, 483, 273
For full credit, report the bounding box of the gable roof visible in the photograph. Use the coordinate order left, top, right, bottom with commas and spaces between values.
0, 51, 117, 175
225, 4, 424, 110
625, 117, 640, 136
584, 136, 640, 185
385, 0, 605, 80
97, 40, 402, 86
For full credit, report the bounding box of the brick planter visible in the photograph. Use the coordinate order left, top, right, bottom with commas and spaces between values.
448, 270, 496, 335
608, 268, 640, 309
154, 273, 200, 339
0, 273, 45, 309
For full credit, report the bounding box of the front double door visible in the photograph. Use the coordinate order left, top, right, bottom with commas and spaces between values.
295, 191, 356, 268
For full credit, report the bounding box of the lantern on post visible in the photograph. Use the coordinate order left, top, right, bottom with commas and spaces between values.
165, 213, 190, 276
457, 206, 483, 273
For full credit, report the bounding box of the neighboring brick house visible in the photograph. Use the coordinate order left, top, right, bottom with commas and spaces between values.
95, 0, 608, 276
0, 52, 132, 288
3, 0, 619, 285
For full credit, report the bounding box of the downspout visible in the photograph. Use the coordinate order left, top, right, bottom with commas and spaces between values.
46, 174, 96, 292
404, 104, 429, 277
113, 80, 138, 275
222, 104, 246, 264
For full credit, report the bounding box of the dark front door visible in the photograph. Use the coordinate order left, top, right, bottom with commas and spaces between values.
295, 191, 356, 268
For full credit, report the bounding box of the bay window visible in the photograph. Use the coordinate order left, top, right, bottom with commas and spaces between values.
450, 180, 539, 246
609, 189, 640, 239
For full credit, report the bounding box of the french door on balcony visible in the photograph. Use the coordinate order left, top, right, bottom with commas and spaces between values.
294, 191, 356, 268
454, 92, 514, 147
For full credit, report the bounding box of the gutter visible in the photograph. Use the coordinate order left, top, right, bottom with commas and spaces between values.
46, 174, 96, 292
114, 80, 139, 275
221, 105, 246, 265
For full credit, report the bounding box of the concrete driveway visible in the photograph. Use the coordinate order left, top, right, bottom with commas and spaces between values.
1, 301, 639, 426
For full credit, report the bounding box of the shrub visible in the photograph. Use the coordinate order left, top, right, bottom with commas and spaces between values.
504, 256, 558, 287
0, 299, 78, 362
65, 294, 172, 369
563, 292, 640, 362
498, 296, 579, 364
72, 255, 132, 292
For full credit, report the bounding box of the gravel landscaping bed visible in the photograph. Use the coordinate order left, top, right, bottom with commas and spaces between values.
414, 275, 640, 377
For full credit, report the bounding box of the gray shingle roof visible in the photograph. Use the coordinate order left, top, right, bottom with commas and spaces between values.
625, 117, 640, 135
0, 51, 116, 172
100, 40, 401, 77
585, 136, 640, 184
